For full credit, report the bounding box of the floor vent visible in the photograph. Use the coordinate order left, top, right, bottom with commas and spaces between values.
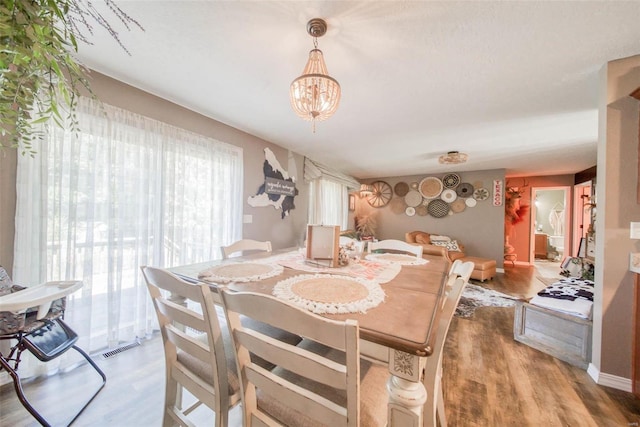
101, 341, 141, 359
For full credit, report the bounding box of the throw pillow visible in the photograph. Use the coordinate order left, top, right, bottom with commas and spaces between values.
445, 240, 462, 252
431, 239, 461, 252
415, 233, 430, 244
430, 235, 451, 244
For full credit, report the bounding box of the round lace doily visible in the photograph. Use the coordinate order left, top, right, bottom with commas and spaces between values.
272, 274, 385, 314
198, 262, 283, 283
365, 253, 428, 265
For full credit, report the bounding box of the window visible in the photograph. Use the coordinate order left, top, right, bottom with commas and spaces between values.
14, 97, 243, 351
308, 178, 349, 229
304, 157, 359, 230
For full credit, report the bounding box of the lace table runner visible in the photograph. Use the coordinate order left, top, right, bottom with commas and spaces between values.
272, 251, 401, 284
272, 274, 385, 314
198, 262, 283, 283
365, 253, 428, 265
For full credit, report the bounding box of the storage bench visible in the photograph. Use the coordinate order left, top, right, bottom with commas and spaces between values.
459, 256, 496, 282
514, 301, 592, 369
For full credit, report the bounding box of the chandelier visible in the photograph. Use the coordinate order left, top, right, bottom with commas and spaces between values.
290, 18, 341, 132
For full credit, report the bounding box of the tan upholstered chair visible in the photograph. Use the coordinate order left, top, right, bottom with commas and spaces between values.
405, 231, 465, 262
221, 239, 272, 259
368, 238, 423, 258
423, 261, 473, 427
219, 288, 389, 426
141, 266, 241, 427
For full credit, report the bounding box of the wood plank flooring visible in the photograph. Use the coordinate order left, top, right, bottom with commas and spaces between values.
1, 264, 640, 426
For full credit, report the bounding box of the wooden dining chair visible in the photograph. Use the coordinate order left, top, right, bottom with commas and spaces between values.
141, 266, 241, 427
423, 274, 469, 427
368, 239, 423, 258
448, 259, 475, 283
219, 288, 389, 427
221, 239, 272, 259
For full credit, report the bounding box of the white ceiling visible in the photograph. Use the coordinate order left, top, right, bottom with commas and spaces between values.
76, 1, 640, 180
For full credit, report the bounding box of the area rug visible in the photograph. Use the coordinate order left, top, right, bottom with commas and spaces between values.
455, 283, 519, 318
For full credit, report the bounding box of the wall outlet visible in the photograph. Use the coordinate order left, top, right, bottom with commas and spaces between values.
631, 222, 640, 239
243, 215, 253, 224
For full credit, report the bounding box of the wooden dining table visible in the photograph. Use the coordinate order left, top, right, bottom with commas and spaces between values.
169, 248, 449, 426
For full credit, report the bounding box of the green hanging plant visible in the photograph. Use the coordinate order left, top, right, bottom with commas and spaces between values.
0, 0, 142, 155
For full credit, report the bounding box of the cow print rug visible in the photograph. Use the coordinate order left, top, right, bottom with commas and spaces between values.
455, 283, 519, 318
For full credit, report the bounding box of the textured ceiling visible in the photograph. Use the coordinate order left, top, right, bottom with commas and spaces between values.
76, 1, 640, 180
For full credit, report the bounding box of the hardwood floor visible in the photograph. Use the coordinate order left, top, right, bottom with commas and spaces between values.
1, 264, 639, 426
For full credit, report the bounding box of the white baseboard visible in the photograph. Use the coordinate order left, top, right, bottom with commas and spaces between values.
587, 363, 632, 392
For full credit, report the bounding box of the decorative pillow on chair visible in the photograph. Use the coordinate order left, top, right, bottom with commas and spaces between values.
430, 235, 451, 244
415, 233, 430, 244
431, 239, 461, 252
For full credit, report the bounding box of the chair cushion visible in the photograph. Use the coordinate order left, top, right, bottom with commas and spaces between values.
176, 331, 240, 397
256, 339, 388, 427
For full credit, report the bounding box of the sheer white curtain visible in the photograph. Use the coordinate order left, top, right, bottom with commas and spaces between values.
308, 178, 349, 229
14, 97, 243, 352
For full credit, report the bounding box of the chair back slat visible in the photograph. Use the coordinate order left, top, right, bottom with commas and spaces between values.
155, 297, 206, 333
222, 290, 349, 350
246, 364, 348, 426
235, 328, 347, 388
221, 239, 272, 259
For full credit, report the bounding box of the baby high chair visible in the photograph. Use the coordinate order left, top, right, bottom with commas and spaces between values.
0, 266, 106, 426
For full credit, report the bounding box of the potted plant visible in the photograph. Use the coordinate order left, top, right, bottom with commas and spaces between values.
355, 213, 376, 240
0, 0, 142, 155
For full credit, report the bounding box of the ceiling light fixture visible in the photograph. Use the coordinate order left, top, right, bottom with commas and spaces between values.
438, 151, 469, 165
290, 18, 341, 132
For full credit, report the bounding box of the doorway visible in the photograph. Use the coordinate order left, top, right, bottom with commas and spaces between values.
530, 186, 570, 277
572, 181, 593, 255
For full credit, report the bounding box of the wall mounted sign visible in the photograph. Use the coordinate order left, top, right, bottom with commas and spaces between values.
265, 177, 296, 196
492, 179, 503, 207
247, 148, 298, 219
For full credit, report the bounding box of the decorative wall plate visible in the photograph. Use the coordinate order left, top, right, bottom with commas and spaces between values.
404, 189, 423, 207
450, 199, 466, 213
442, 173, 461, 189
410, 181, 419, 190
465, 197, 477, 207
456, 183, 474, 198
473, 187, 489, 200
440, 189, 457, 203
427, 199, 450, 218
394, 182, 409, 197
405, 206, 416, 216
419, 177, 443, 199
367, 181, 393, 207
415, 205, 428, 216
389, 197, 407, 214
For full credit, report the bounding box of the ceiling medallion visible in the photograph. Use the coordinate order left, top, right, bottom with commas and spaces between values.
438, 151, 468, 165
290, 18, 341, 132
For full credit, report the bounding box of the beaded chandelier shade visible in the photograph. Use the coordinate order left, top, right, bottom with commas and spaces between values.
290, 18, 341, 132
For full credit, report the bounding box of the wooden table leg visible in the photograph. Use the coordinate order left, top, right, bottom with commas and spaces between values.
387, 349, 427, 426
